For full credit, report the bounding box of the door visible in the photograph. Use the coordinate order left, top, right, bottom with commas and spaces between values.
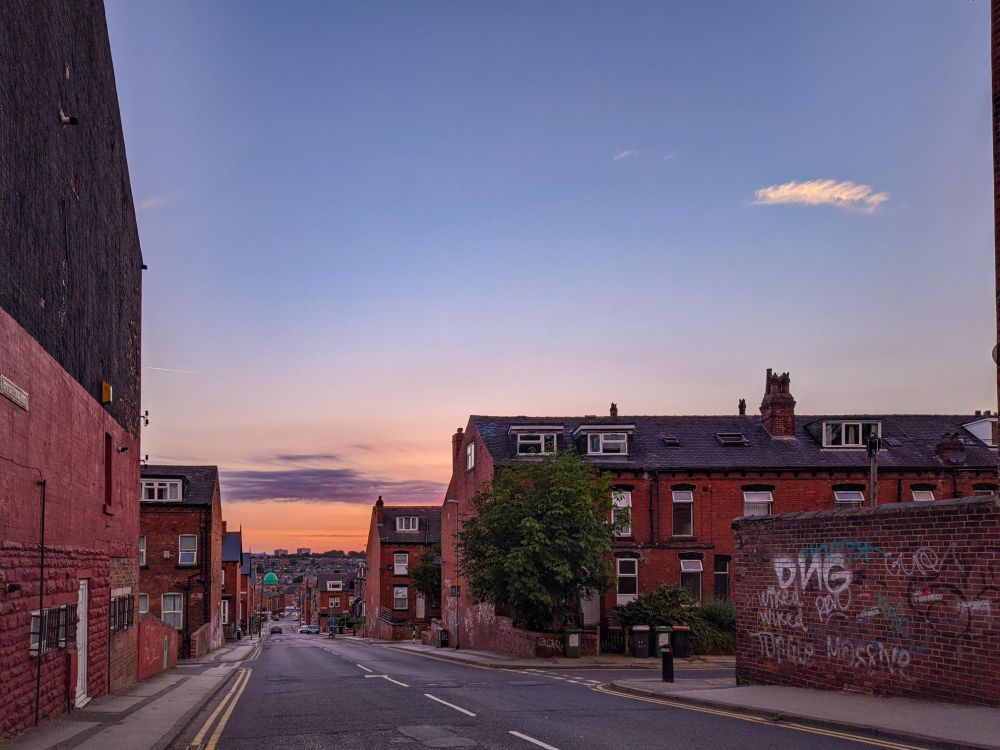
580, 594, 600, 627
75, 580, 89, 707
415, 592, 426, 620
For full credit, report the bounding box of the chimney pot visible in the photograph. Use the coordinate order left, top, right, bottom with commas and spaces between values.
738, 399, 746, 416
610, 402, 618, 417
976, 410, 982, 416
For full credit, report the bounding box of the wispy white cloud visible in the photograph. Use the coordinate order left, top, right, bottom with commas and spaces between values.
752, 179, 889, 213
137, 193, 179, 212
143, 365, 205, 374
612, 149, 640, 161
663, 153, 675, 161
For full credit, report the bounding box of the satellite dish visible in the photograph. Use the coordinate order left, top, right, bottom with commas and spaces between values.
993, 344, 1000, 366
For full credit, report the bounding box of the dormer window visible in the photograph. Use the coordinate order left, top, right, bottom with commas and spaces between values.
395, 516, 419, 532
517, 433, 557, 455
823, 421, 881, 448
588, 433, 627, 455
141, 479, 182, 501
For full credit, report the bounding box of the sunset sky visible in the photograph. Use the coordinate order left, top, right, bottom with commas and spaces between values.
105, 1, 995, 553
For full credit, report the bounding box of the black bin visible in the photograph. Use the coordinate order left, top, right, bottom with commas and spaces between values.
671, 625, 691, 658
437, 629, 449, 648
632, 625, 650, 658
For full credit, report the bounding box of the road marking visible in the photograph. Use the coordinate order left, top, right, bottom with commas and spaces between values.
356, 663, 373, 672
203, 667, 253, 750
364, 674, 410, 687
592, 684, 927, 750
423, 693, 476, 717
508, 730, 560, 750
190, 668, 250, 746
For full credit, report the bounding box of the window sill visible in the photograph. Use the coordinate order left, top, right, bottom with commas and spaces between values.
670, 535, 696, 541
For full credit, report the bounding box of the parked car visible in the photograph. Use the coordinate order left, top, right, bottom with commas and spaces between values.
269, 625, 282, 634
298, 625, 319, 634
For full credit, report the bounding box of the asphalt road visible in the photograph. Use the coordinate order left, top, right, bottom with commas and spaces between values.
177, 625, 925, 750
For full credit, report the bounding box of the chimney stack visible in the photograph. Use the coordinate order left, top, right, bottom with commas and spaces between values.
375, 495, 384, 525
610, 402, 619, 417
760, 368, 796, 438
452, 427, 464, 472
222, 520, 227, 533
738, 399, 746, 416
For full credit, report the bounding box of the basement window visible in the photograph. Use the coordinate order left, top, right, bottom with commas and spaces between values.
834, 491, 865, 509
911, 489, 935, 502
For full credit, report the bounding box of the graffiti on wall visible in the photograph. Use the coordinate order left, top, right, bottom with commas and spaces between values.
749, 538, 999, 677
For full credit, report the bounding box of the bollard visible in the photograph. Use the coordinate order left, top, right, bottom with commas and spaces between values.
661, 646, 674, 683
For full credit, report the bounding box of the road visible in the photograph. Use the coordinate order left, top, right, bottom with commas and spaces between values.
175, 622, 926, 750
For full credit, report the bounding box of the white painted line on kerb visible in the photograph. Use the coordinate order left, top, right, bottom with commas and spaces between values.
356, 663, 373, 672
423, 693, 476, 717
509, 730, 561, 750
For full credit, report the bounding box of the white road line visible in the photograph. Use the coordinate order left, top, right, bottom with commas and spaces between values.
509, 730, 561, 750
356, 663, 373, 672
423, 693, 476, 717
363, 674, 410, 687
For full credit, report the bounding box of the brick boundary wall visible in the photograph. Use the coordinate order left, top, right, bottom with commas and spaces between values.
733, 497, 1000, 706
136, 615, 178, 681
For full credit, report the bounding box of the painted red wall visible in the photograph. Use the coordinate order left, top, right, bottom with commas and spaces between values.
136, 615, 178, 681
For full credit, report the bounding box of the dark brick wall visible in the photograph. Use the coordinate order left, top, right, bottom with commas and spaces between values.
0, 0, 142, 439
733, 497, 1000, 706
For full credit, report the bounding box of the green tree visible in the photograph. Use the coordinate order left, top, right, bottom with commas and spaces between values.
458, 450, 616, 631
412, 542, 442, 609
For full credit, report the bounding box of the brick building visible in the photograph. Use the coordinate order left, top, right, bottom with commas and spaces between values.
0, 0, 143, 735
364, 498, 441, 639
440, 370, 999, 654
221, 526, 244, 637
316, 572, 356, 632
240, 552, 252, 631
139, 466, 223, 658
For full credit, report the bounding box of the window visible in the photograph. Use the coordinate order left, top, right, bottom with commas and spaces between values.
616, 558, 638, 604
141, 479, 182, 501
139, 534, 146, 566
466, 443, 475, 470
139, 594, 149, 614
394, 552, 409, 575
179, 535, 197, 565
395, 516, 419, 532
587, 433, 628, 455
716, 432, 750, 447
221, 599, 229, 625
333, 596, 341, 608
33, 607, 74, 655
680, 560, 703, 601
743, 491, 773, 517
714, 557, 730, 600
974, 488, 996, 496
393, 586, 408, 610
162, 594, 183, 629
912, 490, 935, 502
327, 580, 343, 591
834, 491, 865, 509
110, 594, 134, 632
823, 421, 881, 448
221, 568, 225, 588
516, 433, 557, 455
672, 490, 694, 536
611, 490, 632, 537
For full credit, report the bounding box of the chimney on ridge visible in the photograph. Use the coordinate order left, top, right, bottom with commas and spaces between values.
452, 427, 464, 472
610, 402, 619, 417
738, 399, 746, 416
375, 495, 384, 526
222, 520, 227, 533
760, 368, 796, 438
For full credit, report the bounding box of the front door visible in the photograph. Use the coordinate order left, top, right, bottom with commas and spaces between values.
580, 594, 600, 627
415, 592, 426, 620
75, 580, 89, 707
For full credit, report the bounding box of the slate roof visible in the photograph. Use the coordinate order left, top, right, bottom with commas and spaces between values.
317, 572, 355, 591
222, 531, 242, 563
140, 465, 219, 505
241, 552, 251, 576
471, 414, 997, 471
379, 506, 442, 545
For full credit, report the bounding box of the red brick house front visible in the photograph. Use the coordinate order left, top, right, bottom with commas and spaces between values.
221, 526, 244, 637
317, 572, 355, 632
139, 466, 223, 657
364, 498, 441, 640
440, 369, 999, 655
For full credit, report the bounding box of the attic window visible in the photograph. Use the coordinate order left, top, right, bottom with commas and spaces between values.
716, 433, 749, 447
588, 433, 627, 455
395, 516, 418, 532
517, 433, 557, 455
141, 480, 182, 501
662, 437, 681, 447
823, 421, 880, 448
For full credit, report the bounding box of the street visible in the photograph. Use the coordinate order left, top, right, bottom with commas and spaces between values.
175, 624, 924, 750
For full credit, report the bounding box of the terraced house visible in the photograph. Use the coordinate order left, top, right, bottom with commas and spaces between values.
440, 369, 999, 655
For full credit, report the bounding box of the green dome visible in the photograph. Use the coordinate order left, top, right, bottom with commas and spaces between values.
262, 572, 278, 586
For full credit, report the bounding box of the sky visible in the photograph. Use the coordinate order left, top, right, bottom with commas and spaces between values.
104, 1, 996, 553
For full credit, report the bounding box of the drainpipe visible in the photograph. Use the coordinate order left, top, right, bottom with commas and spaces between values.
35, 479, 46, 727
649, 471, 658, 545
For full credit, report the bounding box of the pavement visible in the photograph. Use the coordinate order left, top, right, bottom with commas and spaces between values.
1, 635, 263, 750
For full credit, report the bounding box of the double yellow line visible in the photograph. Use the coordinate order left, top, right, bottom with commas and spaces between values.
190, 667, 253, 750
592, 684, 927, 750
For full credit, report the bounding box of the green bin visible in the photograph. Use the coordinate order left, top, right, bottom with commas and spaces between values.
652, 626, 672, 657
564, 628, 582, 658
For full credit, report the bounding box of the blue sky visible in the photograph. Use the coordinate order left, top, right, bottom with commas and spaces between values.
105, 1, 995, 549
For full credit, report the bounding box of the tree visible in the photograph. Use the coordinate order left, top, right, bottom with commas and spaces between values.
412, 542, 442, 609
457, 450, 617, 631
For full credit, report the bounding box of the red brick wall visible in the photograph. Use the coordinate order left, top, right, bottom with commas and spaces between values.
136, 615, 178, 681
733, 497, 1000, 706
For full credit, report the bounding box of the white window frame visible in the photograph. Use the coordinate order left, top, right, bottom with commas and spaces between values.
162, 593, 183, 629
466, 443, 475, 470
394, 552, 409, 575
516, 433, 558, 455
671, 490, 694, 536
138, 594, 149, 614
822, 421, 881, 448
587, 432, 628, 455
395, 516, 419, 532
178, 534, 198, 565
611, 490, 632, 537
616, 558, 638, 604
141, 479, 182, 501
680, 559, 703, 602
912, 490, 935, 502
742, 491, 773, 517
139, 534, 146, 566
834, 490, 865, 509
327, 580, 343, 591
221, 568, 225, 588
221, 599, 229, 625
333, 596, 341, 609
393, 586, 408, 610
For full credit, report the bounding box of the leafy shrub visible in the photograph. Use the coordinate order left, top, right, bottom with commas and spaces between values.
613, 586, 735, 655
700, 598, 736, 631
